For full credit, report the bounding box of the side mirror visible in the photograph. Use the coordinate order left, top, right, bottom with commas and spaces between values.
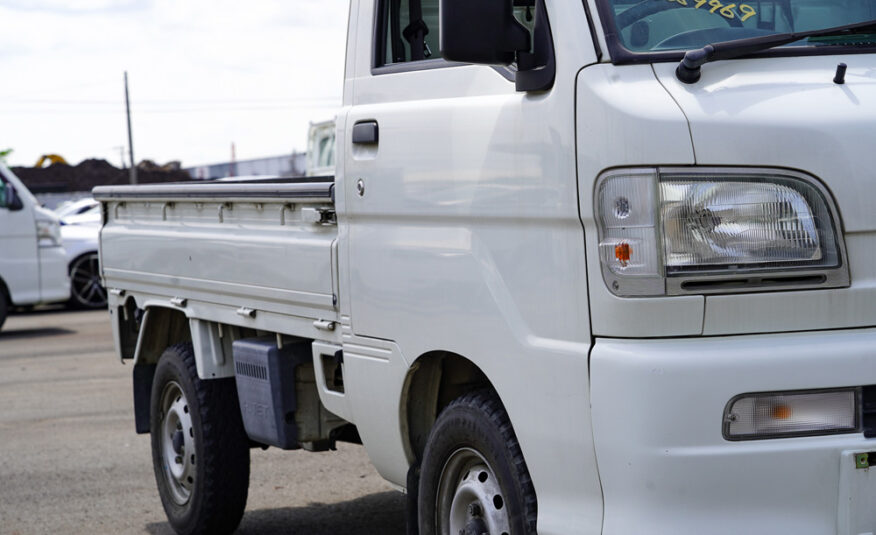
0, 182, 24, 211
440, 0, 530, 65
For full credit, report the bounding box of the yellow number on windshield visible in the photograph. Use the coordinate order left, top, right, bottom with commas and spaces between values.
664, 0, 757, 22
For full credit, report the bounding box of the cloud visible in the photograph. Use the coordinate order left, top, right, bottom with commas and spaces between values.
0, 0, 147, 14
0, 1, 349, 167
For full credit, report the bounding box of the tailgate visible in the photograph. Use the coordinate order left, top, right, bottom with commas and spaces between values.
95, 181, 338, 321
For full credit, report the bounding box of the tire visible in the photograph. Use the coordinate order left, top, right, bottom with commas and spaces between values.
69, 252, 107, 309
150, 342, 250, 535
418, 390, 537, 535
0, 291, 7, 332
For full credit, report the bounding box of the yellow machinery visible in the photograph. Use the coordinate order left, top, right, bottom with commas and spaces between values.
34, 154, 68, 168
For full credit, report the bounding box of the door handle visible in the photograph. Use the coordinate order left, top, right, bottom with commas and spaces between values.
352, 120, 379, 145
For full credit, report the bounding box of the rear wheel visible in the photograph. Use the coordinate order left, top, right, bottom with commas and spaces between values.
418, 390, 537, 535
150, 343, 250, 535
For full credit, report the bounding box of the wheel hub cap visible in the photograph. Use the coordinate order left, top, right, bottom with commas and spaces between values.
159, 381, 195, 505
437, 448, 511, 535
70, 253, 107, 308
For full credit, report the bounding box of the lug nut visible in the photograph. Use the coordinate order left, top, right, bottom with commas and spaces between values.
174, 456, 182, 464
468, 503, 482, 517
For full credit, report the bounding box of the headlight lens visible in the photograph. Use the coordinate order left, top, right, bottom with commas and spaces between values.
36, 219, 62, 248
596, 168, 846, 296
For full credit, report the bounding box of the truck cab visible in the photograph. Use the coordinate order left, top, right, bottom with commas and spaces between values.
0, 164, 70, 330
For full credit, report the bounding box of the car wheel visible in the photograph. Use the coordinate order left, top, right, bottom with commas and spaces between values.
69, 252, 107, 309
150, 343, 250, 535
418, 390, 538, 535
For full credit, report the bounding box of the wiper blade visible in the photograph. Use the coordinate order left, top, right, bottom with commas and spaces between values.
676, 18, 876, 84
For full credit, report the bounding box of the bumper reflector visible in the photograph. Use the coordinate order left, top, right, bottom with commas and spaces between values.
724, 389, 858, 441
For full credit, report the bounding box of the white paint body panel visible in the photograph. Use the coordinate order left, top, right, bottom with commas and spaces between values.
100, 195, 338, 326
575, 64, 704, 337
336, 2, 605, 531
591, 330, 876, 535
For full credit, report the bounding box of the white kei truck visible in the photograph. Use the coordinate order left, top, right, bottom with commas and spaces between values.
95, 0, 876, 533
0, 164, 69, 330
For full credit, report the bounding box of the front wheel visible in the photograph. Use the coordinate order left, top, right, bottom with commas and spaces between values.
69, 252, 107, 309
418, 390, 538, 535
150, 343, 250, 535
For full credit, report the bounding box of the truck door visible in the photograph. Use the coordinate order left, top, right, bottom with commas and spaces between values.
342, 0, 589, 345
338, 3, 602, 519
0, 170, 40, 305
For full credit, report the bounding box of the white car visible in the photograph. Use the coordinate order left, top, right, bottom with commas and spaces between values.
56, 197, 101, 226
58, 203, 105, 309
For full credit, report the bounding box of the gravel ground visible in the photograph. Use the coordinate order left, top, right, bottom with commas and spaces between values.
0, 308, 405, 535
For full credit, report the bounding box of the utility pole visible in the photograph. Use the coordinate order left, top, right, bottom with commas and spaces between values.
124, 71, 137, 184
230, 142, 237, 177
114, 146, 125, 169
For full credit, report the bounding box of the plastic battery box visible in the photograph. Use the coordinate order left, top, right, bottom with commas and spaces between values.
231, 337, 312, 449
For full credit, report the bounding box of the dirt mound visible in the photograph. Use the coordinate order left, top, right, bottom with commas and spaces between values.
12, 159, 193, 193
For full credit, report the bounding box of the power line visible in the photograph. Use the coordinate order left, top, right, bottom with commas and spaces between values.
3, 97, 342, 105
0, 104, 340, 114
0, 79, 118, 100
0, 103, 340, 115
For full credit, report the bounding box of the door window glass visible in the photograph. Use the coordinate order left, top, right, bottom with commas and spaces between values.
377, 0, 538, 67
380, 0, 440, 65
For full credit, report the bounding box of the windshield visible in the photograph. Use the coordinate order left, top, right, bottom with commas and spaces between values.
599, 0, 876, 56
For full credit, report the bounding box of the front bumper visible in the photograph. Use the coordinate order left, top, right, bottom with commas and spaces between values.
591, 328, 876, 535
38, 246, 70, 303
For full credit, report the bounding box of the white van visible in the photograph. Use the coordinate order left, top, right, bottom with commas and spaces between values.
0, 164, 70, 329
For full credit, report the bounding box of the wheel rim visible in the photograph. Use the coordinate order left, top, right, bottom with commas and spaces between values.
70, 253, 106, 308
436, 447, 511, 535
158, 381, 196, 505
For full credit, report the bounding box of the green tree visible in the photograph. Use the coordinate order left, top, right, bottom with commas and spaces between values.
0, 148, 12, 164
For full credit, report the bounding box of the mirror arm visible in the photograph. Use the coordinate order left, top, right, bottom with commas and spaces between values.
515, 0, 556, 92
7, 186, 23, 211
515, 0, 557, 91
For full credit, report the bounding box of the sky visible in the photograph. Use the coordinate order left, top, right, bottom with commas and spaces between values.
0, 0, 349, 169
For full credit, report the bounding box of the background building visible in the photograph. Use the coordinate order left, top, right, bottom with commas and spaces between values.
185, 152, 307, 180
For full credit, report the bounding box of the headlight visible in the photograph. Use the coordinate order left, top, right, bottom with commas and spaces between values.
36, 218, 62, 248
596, 168, 848, 296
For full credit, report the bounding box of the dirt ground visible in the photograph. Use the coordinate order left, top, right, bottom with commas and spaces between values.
0, 308, 405, 535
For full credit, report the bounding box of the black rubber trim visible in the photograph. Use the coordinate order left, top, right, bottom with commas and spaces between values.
134, 363, 157, 434
581, 0, 603, 61
863, 386, 876, 438
372, 58, 468, 74
406, 461, 421, 535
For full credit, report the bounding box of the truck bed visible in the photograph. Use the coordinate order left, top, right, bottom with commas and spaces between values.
94, 178, 339, 340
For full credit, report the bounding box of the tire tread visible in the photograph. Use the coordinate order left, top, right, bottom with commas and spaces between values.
153, 342, 250, 535
419, 389, 538, 534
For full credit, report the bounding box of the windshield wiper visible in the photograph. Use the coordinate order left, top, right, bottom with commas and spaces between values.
676, 18, 876, 84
